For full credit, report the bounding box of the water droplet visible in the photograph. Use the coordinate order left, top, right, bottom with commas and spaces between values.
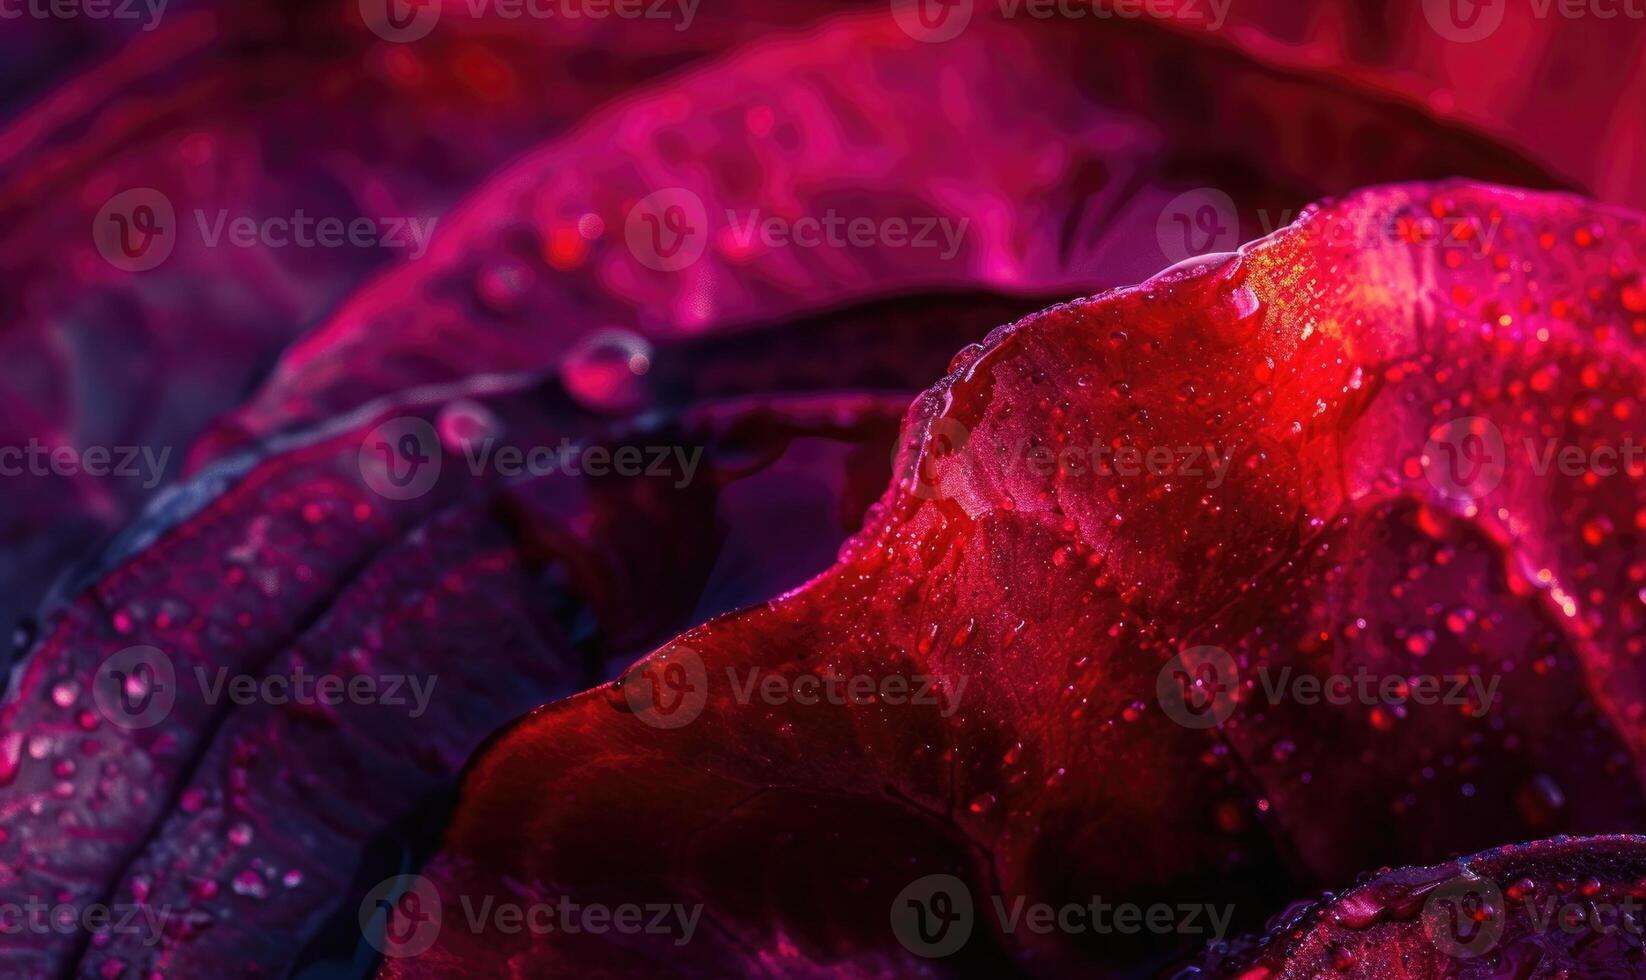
474, 258, 536, 315
1582, 515, 1613, 547
1506, 877, 1538, 901
231, 869, 267, 898
11, 618, 37, 654
561, 328, 654, 415
437, 398, 503, 454
1330, 944, 1357, 971
0, 737, 24, 790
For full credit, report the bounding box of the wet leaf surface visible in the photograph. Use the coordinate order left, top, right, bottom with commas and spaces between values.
386, 183, 1646, 977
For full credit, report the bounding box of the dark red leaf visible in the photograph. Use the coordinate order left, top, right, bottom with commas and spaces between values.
0, 0, 851, 648
1189, 834, 1646, 978
194, 10, 1561, 464
1174, 0, 1646, 210
385, 182, 1646, 977
0, 376, 908, 977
